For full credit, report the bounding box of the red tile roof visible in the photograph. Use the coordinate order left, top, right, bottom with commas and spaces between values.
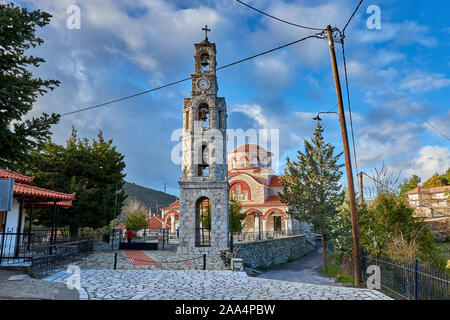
162, 200, 180, 210
406, 186, 450, 194
269, 176, 282, 187
241, 195, 286, 207
147, 216, 170, 229
0, 169, 35, 184
232, 144, 272, 156
14, 182, 76, 202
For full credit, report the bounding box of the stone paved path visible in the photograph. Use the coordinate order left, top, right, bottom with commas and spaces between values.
257, 247, 348, 287
44, 270, 391, 300
64, 250, 228, 271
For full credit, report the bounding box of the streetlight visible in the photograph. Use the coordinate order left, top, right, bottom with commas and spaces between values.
313, 111, 338, 121
229, 199, 234, 253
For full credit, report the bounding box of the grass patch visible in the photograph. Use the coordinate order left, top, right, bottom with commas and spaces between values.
320, 254, 354, 285
436, 242, 450, 261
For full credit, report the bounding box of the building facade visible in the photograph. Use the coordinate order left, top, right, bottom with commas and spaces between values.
406, 186, 450, 218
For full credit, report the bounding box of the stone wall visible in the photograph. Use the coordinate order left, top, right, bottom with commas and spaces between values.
425, 217, 450, 242
235, 235, 316, 269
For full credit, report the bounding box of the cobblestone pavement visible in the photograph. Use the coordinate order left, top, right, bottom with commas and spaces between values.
44, 270, 391, 300
62, 250, 228, 271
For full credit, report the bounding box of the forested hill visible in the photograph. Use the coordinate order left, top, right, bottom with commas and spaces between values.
123, 182, 178, 212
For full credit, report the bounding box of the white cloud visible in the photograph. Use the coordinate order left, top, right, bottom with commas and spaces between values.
400, 72, 450, 93
404, 146, 450, 181
355, 20, 437, 47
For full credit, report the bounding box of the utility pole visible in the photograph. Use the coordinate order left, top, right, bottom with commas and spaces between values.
359, 172, 364, 203
164, 183, 167, 193
326, 25, 362, 287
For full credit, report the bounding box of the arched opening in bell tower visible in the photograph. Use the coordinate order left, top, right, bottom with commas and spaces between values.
195, 196, 211, 247
197, 144, 210, 177
200, 52, 210, 72
198, 102, 210, 128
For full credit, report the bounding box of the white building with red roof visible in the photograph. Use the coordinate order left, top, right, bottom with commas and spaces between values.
0, 169, 75, 262
406, 185, 450, 218
161, 144, 304, 236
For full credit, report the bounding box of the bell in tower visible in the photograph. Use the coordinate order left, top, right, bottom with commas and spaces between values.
177, 26, 229, 254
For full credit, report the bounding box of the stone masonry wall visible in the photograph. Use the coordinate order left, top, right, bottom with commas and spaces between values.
235, 235, 316, 269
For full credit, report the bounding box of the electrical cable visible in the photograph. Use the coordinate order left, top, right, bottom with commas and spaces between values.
61, 33, 321, 116
342, 0, 364, 33
235, 0, 324, 31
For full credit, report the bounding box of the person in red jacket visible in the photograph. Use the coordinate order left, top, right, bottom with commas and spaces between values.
125, 229, 134, 243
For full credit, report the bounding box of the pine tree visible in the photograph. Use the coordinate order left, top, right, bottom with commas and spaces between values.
399, 175, 421, 197
25, 128, 127, 238
279, 120, 344, 270
0, 3, 60, 169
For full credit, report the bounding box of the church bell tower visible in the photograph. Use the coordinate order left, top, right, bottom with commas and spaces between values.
177, 26, 229, 253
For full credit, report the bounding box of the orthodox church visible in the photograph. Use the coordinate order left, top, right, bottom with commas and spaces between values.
161, 143, 302, 236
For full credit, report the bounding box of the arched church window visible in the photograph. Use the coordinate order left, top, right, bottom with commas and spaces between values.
235, 185, 241, 196
243, 190, 248, 201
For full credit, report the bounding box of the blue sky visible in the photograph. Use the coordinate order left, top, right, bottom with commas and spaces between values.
12, 0, 450, 197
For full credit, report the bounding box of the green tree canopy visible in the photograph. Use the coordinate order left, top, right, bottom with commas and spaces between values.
125, 211, 148, 232
200, 195, 246, 232
359, 193, 445, 269
422, 173, 446, 188
279, 120, 344, 269
24, 128, 127, 237
399, 174, 421, 197
0, 3, 60, 169
229, 194, 246, 233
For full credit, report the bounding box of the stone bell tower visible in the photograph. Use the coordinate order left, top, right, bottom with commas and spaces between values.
177, 26, 229, 253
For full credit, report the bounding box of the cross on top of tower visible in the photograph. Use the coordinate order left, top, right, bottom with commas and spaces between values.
202, 25, 211, 41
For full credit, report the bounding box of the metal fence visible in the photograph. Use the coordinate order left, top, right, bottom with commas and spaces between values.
362, 252, 449, 300
30, 238, 93, 276
195, 227, 211, 247
0, 226, 96, 276
118, 228, 179, 250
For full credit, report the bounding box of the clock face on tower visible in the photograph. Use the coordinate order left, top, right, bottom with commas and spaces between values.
197, 78, 210, 90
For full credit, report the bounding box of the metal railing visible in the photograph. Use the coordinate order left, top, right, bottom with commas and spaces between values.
120, 228, 179, 245
195, 227, 211, 247
0, 226, 95, 276
30, 238, 94, 276
362, 252, 449, 300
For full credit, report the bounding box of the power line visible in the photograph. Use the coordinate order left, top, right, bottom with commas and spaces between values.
340, 38, 359, 183
235, 0, 324, 31
61, 33, 320, 117
61, 77, 192, 116
330, 44, 450, 142
336, 1, 364, 179
342, 0, 364, 33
